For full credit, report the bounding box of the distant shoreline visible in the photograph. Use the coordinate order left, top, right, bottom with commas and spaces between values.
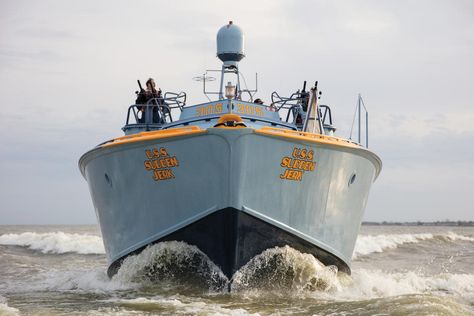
362, 221, 474, 227
0, 221, 473, 227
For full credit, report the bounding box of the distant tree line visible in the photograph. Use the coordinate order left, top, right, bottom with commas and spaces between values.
362, 220, 474, 227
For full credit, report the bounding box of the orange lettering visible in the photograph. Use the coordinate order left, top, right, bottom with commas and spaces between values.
300, 149, 307, 159
292, 148, 300, 158
280, 157, 291, 168
144, 161, 152, 170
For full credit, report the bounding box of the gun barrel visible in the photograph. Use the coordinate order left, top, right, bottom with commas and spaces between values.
137, 80, 144, 91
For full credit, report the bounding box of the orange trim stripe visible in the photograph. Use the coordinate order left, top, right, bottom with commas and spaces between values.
101, 126, 205, 148
255, 126, 361, 149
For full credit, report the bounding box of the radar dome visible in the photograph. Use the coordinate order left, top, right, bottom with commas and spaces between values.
216, 21, 245, 65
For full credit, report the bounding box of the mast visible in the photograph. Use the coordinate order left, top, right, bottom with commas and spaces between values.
216, 21, 245, 100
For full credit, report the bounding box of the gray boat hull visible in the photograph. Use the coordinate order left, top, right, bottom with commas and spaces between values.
79, 126, 381, 278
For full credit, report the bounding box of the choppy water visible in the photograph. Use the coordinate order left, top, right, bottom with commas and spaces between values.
0, 225, 473, 315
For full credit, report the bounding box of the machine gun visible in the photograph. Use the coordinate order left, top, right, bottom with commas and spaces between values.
138, 80, 144, 92
136, 80, 145, 95
135, 80, 148, 105
300, 81, 310, 112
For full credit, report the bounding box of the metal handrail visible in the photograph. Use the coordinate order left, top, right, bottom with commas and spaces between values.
125, 92, 187, 126
270, 91, 310, 125
349, 94, 369, 148
270, 91, 305, 111
163, 91, 187, 111
319, 105, 332, 126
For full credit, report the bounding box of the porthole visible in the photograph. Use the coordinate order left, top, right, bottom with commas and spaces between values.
104, 173, 112, 187
348, 173, 356, 186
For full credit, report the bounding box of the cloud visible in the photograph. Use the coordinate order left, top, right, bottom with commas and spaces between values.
0, 0, 473, 223
0, 48, 65, 63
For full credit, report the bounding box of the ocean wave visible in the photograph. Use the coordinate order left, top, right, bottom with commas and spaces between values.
228, 246, 474, 302
111, 296, 260, 316
0, 303, 19, 316
2, 230, 470, 260
229, 245, 474, 300
3, 240, 474, 307
353, 233, 433, 259
436, 231, 474, 242
353, 232, 474, 259
231, 245, 343, 293
39, 268, 134, 293
342, 269, 474, 301
0, 232, 105, 255
0, 296, 19, 316
43, 261, 474, 302
114, 241, 229, 291
11, 241, 228, 294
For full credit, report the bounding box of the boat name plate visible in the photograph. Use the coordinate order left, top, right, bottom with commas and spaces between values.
144, 147, 179, 181
279, 147, 316, 181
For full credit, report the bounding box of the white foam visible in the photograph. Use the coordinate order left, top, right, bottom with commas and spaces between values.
1, 266, 135, 294
0, 232, 105, 255
225, 245, 474, 302
1, 241, 229, 295
44, 256, 474, 303
114, 241, 229, 291
338, 269, 474, 301
0, 303, 20, 316
113, 296, 260, 316
353, 232, 474, 259
0, 296, 19, 316
353, 233, 433, 259
231, 245, 344, 294
39, 241, 229, 294
40, 268, 136, 293
437, 231, 474, 242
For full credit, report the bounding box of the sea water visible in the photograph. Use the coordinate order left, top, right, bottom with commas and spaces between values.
0, 225, 473, 315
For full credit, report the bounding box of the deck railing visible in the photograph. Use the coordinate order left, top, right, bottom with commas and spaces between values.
125, 92, 186, 125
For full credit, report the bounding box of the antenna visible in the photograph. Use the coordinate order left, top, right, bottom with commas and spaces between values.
193, 74, 216, 101
195, 22, 258, 101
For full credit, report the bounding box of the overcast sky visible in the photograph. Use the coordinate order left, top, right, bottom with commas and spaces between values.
1, 0, 473, 224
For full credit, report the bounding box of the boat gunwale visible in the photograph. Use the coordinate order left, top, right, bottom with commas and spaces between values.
79, 125, 381, 180
255, 126, 382, 179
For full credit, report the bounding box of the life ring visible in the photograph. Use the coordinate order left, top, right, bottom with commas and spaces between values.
213, 114, 247, 128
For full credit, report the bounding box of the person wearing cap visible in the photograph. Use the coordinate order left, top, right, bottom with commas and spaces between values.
145, 78, 162, 99
136, 78, 163, 123
254, 98, 264, 105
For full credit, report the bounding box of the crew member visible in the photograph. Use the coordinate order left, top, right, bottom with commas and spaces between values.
146, 78, 164, 124
254, 98, 264, 105
136, 78, 163, 123
145, 78, 162, 99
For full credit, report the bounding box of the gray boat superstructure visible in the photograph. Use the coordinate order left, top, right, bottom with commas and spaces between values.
79, 22, 381, 280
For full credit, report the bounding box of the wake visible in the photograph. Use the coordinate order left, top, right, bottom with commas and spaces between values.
4, 240, 472, 304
